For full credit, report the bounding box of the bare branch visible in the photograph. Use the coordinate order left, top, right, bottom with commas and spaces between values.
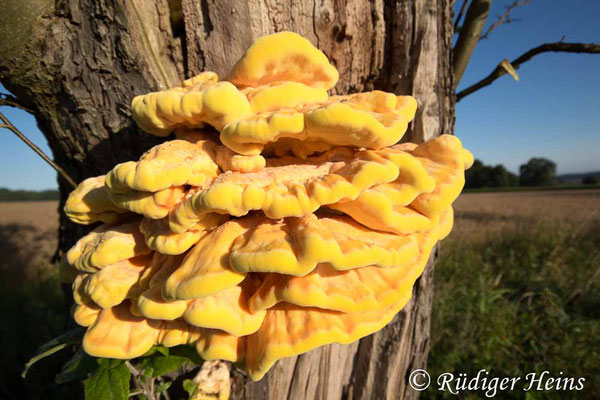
0, 92, 34, 114
454, 0, 470, 31
481, 0, 531, 40
126, 361, 158, 400
125, 361, 141, 376
456, 42, 600, 101
0, 110, 77, 188
453, 0, 492, 86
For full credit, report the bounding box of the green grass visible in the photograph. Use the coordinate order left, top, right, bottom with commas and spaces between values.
0, 271, 80, 400
423, 222, 600, 399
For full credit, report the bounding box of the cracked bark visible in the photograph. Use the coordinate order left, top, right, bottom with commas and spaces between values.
0, 0, 454, 398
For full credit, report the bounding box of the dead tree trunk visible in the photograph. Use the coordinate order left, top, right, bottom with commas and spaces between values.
0, 0, 454, 398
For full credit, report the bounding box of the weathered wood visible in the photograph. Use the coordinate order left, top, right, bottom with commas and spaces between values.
0, 0, 454, 398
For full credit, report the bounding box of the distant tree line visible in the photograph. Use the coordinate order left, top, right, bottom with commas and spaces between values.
465, 160, 519, 189
0, 187, 59, 201
466, 157, 557, 189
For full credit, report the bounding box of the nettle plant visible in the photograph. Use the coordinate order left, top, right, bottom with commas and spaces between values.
24, 32, 472, 399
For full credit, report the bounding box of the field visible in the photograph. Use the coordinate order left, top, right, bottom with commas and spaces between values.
0, 191, 598, 399
425, 189, 600, 399
0, 202, 69, 399
0, 201, 59, 284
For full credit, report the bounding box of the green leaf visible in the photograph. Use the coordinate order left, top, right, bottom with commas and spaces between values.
36, 327, 86, 355
182, 379, 197, 398
141, 367, 153, 379
140, 345, 169, 358
97, 358, 128, 369
137, 346, 199, 378
56, 347, 98, 384
169, 345, 202, 364
22, 327, 85, 378
155, 346, 169, 357
83, 359, 130, 400
156, 381, 172, 393
147, 355, 191, 377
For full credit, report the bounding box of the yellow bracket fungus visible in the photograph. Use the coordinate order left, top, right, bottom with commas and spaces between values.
106, 185, 187, 220
162, 219, 251, 300
138, 285, 188, 321
157, 319, 202, 348
65, 31, 472, 382
83, 303, 161, 359
67, 221, 151, 272
136, 254, 190, 320
81, 255, 152, 309
73, 303, 101, 327
106, 138, 220, 193
244, 297, 411, 381
330, 135, 472, 234
168, 146, 418, 233
248, 263, 415, 314
139, 214, 227, 255
228, 31, 339, 90
183, 278, 266, 336
64, 176, 130, 225
242, 82, 329, 114
247, 209, 452, 314
106, 132, 266, 194
132, 80, 252, 137
228, 213, 419, 276
219, 92, 417, 156
195, 329, 246, 363
72, 274, 94, 307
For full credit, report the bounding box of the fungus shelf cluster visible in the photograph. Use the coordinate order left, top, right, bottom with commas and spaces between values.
62, 32, 473, 381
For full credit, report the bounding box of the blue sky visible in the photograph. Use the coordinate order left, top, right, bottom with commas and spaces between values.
0, 0, 599, 190
0, 103, 57, 190
455, 0, 600, 174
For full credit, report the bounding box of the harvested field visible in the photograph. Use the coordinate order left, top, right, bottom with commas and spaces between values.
0, 201, 59, 285
453, 189, 600, 240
